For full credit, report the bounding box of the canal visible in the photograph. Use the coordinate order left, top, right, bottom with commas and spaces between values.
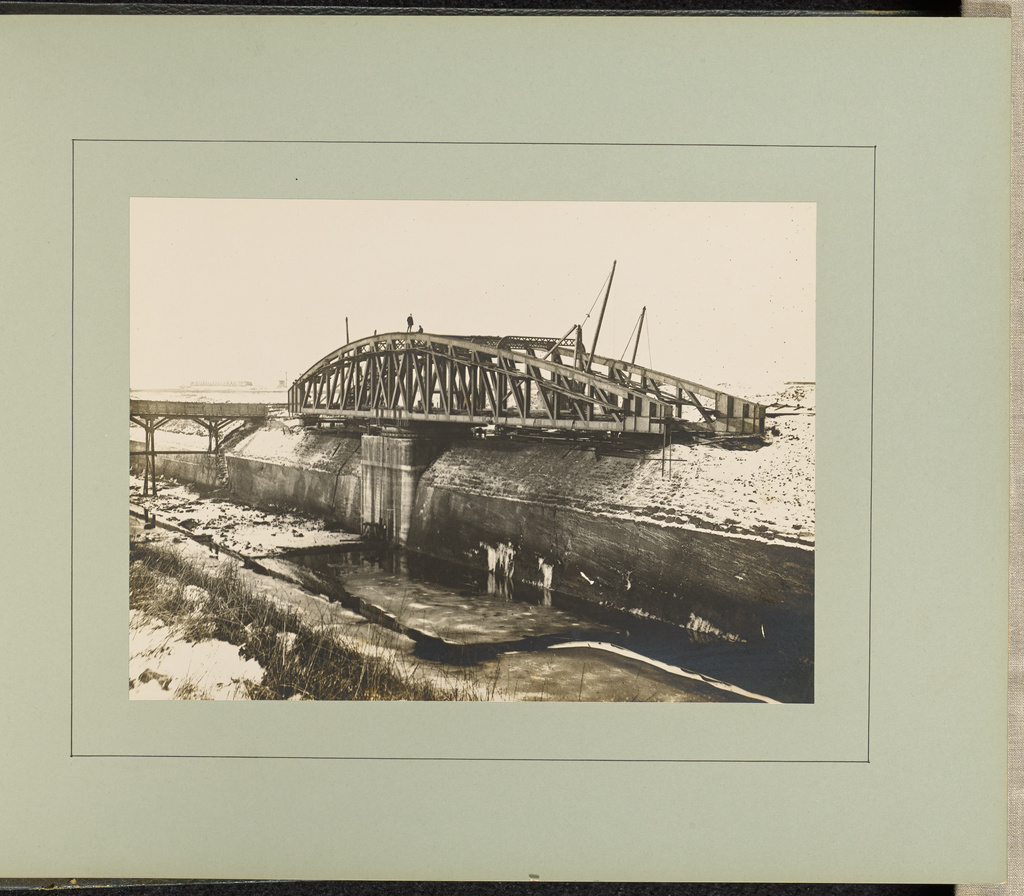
271, 543, 809, 703
130, 474, 810, 703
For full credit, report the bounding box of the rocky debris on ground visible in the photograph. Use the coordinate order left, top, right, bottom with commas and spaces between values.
136, 668, 172, 690
129, 476, 360, 557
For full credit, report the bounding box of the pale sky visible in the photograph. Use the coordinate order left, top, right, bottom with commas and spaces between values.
130, 199, 815, 393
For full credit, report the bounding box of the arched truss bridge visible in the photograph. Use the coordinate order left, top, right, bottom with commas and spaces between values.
288, 333, 765, 439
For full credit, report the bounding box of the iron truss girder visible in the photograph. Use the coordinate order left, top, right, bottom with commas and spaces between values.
290, 333, 765, 435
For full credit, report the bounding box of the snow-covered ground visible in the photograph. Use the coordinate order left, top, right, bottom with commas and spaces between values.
620, 398, 814, 543
129, 608, 263, 700
422, 383, 815, 547
129, 476, 359, 557
604, 383, 814, 543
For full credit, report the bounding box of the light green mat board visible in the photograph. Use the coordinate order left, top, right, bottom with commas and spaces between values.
0, 17, 1009, 882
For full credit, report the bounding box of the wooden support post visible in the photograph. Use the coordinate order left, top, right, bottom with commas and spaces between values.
143, 420, 159, 497
630, 306, 646, 366
665, 419, 672, 479
586, 260, 616, 374
142, 422, 150, 497
151, 423, 158, 496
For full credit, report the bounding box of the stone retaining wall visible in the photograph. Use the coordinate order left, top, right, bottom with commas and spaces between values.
132, 426, 813, 655
129, 439, 221, 490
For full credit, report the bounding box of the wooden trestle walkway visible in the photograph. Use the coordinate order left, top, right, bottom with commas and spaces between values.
129, 400, 268, 496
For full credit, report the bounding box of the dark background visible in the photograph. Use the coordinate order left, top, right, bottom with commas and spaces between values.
0, 0, 962, 16
0, 882, 962, 894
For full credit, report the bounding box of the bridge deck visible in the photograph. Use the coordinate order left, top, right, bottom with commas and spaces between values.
129, 400, 269, 497
130, 400, 269, 419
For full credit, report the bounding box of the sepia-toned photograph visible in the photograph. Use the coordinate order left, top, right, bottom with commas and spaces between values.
129, 199, 815, 704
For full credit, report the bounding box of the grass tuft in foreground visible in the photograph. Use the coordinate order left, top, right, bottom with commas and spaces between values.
129, 541, 468, 701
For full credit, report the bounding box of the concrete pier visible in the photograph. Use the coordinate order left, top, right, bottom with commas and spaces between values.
359, 434, 445, 546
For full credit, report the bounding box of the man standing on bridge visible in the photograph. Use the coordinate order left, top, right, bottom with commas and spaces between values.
407, 314, 414, 332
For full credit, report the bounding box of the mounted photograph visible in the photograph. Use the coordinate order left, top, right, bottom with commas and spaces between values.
128, 199, 815, 704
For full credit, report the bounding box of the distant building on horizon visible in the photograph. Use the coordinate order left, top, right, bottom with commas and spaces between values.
185, 379, 253, 389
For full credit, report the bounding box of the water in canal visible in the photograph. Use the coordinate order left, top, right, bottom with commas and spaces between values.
275, 543, 812, 703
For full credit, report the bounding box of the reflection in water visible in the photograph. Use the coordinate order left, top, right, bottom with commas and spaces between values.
483, 541, 516, 601
486, 570, 515, 602
282, 543, 812, 703
535, 558, 554, 607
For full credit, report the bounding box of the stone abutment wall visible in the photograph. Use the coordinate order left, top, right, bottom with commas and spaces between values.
132, 426, 813, 645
